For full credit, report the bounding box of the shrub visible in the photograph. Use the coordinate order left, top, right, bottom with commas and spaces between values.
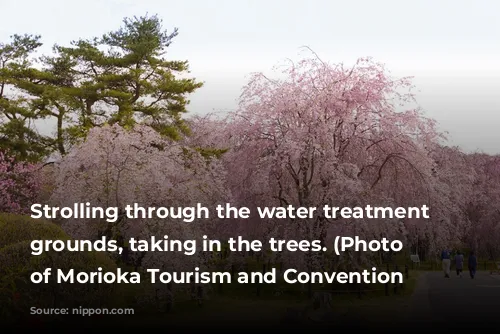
0, 213, 69, 248
0, 214, 117, 322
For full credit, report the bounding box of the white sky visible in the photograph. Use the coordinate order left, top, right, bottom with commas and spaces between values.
1, 0, 499, 153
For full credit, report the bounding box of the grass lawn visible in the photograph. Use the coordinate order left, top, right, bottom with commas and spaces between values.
78, 271, 421, 328
14, 267, 421, 329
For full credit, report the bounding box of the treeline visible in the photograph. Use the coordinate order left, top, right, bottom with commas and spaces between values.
1, 13, 500, 271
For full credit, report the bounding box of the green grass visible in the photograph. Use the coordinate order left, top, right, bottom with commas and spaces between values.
83, 270, 422, 327
15, 249, 429, 327
95, 291, 417, 327
19, 267, 422, 329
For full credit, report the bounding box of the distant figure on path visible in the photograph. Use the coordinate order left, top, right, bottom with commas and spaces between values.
455, 251, 464, 278
441, 249, 451, 278
468, 251, 477, 279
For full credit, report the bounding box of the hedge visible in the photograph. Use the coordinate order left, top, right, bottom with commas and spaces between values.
0, 213, 117, 322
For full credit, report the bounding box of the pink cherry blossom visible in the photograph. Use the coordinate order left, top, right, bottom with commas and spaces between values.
0, 151, 41, 214
50, 124, 231, 278
188, 54, 473, 268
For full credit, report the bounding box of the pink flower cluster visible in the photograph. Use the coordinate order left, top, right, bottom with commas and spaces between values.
0, 151, 41, 214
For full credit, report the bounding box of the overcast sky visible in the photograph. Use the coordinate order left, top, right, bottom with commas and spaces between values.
1, 0, 499, 153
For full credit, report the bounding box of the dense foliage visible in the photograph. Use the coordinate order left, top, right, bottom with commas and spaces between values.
0, 14, 202, 161
0, 214, 116, 321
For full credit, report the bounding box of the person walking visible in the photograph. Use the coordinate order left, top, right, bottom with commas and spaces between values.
468, 251, 477, 279
455, 251, 464, 278
441, 248, 451, 278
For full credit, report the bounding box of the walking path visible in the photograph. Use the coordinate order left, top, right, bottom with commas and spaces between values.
405, 271, 500, 330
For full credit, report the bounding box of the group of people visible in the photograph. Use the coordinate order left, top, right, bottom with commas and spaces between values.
441, 249, 477, 278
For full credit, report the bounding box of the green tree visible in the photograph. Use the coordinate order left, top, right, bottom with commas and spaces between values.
1, 14, 203, 159
0, 34, 52, 162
